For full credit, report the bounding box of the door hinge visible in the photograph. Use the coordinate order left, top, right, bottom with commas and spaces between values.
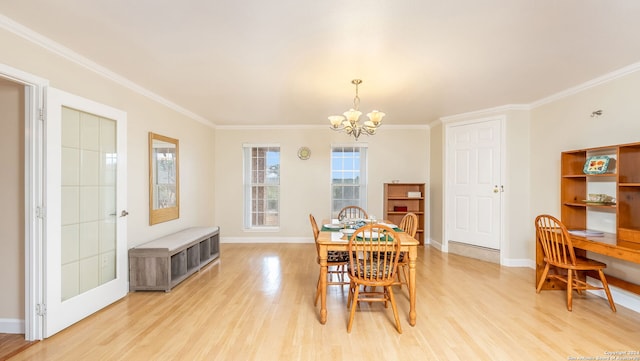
36, 206, 45, 219
36, 304, 46, 317
38, 108, 44, 121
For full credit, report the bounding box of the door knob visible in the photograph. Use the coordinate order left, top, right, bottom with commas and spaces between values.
493, 185, 499, 193
120, 210, 129, 217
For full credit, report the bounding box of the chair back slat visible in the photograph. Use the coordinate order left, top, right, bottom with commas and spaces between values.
535, 214, 577, 267
338, 206, 368, 221
348, 224, 400, 285
399, 212, 418, 238
309, 214, 321, 257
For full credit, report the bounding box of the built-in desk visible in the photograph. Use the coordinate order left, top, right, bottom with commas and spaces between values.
536, 232, 640, 294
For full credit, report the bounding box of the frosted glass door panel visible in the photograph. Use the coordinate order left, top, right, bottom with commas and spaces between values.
61, 107, 116, 301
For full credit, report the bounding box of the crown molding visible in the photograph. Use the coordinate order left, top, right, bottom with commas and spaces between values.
0, 14, 214, 128
438, 104, 530, 124
530, 61, 640, 109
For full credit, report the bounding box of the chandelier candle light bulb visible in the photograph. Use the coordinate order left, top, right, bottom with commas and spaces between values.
328, 79, 385, 140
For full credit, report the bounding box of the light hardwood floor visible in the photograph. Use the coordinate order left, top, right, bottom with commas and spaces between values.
9, 244, 640, 361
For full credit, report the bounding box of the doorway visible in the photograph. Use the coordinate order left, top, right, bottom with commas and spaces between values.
0, 77, 26, 337
0, 64, 47, 341
445, 116, 504, 263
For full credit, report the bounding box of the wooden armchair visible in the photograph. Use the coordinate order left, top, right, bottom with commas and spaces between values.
535, 214, 616, 312
337, 206, 368, 221
346, 224, 402, 333
309, 214, 349, 306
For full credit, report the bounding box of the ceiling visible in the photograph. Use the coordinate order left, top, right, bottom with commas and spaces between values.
2, 0, 640, 127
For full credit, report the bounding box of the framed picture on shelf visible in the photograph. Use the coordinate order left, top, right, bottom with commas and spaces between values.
583, 155, 610, 174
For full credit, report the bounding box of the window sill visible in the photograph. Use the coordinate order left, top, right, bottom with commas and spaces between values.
244, 227, 280, 232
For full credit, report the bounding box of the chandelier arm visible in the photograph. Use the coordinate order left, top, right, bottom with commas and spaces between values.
328, 78, 383, 141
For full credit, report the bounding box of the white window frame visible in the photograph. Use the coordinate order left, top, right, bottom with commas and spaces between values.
330, 144, 368, 218
243, 144, 280, 229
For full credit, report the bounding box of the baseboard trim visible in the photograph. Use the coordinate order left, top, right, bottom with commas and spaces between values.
221, 236, 312, 244
502, 258, 535, 268
0, 318, 25, 334
587, 277, 640, 313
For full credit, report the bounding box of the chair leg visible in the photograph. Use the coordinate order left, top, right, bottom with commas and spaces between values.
536, 263, 550, 293
574, 270, 583, 295
598, 270, 617, 312
347, 280, 355, 308
401, 264, 409, 290
347, 285, 360, 333
314, 272, 321, 306
386, 285, 402, 334
566, 268, 573, 311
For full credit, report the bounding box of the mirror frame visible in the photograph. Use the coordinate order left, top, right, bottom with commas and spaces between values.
149, 132, 180, 225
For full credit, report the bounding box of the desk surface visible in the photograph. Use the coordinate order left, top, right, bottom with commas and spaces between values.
536, 231, 640, 294
569, 233, 640, 263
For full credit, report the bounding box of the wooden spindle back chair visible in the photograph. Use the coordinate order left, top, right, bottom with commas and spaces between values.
346, 223, 402, 333
309, 214, 349, 307
337, 206, 368, 221
535, 214, 616, 312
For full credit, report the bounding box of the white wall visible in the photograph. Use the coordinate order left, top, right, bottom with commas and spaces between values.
0, 25, 216, 322
530, 69, 640, 285
0, 78, 25, 320
214, 126, 430, 240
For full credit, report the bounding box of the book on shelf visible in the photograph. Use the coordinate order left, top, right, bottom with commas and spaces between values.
568, 229, 605, 237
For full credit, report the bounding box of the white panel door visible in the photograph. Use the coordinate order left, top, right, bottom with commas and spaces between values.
45, 87, 128, 337
448, 118, 502, 250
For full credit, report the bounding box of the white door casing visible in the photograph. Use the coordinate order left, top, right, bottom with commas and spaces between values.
45, 87, 127, 337
445, 117, 503, 251
0, 63, 48, 340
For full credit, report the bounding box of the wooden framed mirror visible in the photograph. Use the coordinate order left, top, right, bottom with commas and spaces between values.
149, 132, 179, 225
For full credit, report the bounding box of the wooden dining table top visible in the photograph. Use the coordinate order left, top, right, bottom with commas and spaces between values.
316, 220, 419, 246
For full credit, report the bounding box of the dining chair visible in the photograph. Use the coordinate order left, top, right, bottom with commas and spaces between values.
394, 212, 418, 290
309, 214, 349, 306
535, 214, 616, 312
346, 223, 402, 333
337, 205, 368, 221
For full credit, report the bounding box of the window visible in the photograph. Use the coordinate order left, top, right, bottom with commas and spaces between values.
331, 145, 367, 218
244, 145, 280, 228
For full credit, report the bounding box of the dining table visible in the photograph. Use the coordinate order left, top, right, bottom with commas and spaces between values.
316, 219, 420, 326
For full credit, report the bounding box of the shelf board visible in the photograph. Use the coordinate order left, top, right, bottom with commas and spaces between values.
387, 197, 425, 200
387, 211, 425, 215
562, 174, 587, 178
563, 201, 616, 208
619, 183, 640, 187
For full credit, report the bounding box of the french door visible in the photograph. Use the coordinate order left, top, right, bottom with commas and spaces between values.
44, 87, 128, 337
446, 118, 503, 250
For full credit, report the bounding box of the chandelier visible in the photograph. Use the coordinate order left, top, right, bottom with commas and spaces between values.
328, 79, 385, 141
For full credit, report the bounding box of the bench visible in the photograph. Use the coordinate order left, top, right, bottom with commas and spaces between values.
129, 226, 220, 292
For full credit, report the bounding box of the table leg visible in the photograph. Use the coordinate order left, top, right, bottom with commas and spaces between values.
319, 246, 328, 324
408, 245, 417, 326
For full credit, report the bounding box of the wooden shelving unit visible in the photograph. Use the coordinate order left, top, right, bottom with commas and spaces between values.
560, 142, 640, 250
537, 142, 640, 293
383, 183, 425, 245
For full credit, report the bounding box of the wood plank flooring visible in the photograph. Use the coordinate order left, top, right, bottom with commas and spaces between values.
0, 334, 36, 361
7, 244, 640, 361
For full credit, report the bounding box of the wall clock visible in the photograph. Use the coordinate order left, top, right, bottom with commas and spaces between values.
297, 146, 311, 160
